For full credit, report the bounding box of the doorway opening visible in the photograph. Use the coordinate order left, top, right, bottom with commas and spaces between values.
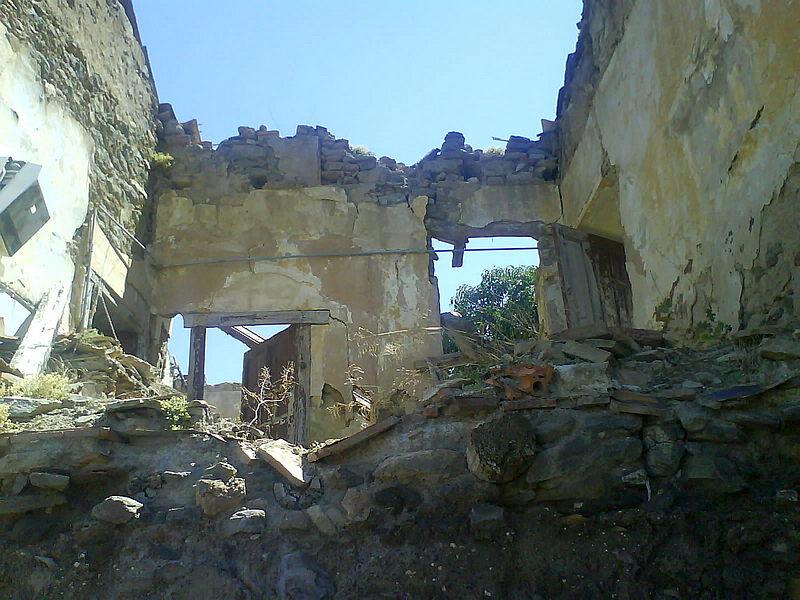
168, 317, 290, 421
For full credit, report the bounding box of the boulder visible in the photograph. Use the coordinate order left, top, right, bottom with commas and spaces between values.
469, 503, 506, 541
219, 509, 266, 538
467, 413, 536, 483
340, 487, 371, 522
91, 495, 142, 524
643, 423, 685, 477
0, 396, 63, 418
203, 461, 237, 482
683, 454, 745, 493
0, 493, 67, 516
276, 551, 336, 600
373, 449, 465, 485
553, 363, 610, 397
760, 338, 800, 361
29, 472, 70, 491
675, 403, 713, 433
195, 477, 246, 516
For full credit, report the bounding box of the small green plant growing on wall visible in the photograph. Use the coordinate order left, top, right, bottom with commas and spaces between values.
654, 297, 672, 323
692, 308, 732, 344
150, 151, 174, 170
0, 404, 19, 433
8, 373, 71, 401
160, 396, 192, 430
484, 146, 504, 155
351, 145, 373, 157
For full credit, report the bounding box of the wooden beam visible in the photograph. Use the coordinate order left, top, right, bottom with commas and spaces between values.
293, 325, 311, 446
307, 417, 400, 462
10, 269, 73, 377
187, 326, 206, 401
219, 325, 266, 349
183, 310, 330, 328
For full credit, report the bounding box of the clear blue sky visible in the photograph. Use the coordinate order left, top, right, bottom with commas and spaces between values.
133, 0, 582, 382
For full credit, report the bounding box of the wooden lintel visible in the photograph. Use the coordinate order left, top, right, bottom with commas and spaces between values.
183, 310, 330, 328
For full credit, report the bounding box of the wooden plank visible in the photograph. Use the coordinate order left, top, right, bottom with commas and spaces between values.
307, 417, 400, 462
503, 397, 557, 410
219, 325, 266, 349
10, 268, 73, 377
414, 352, 471, 371
609, 398, 669, 417
294, 324, 312, 445
552, 224, 604, 329
587, 234, 634, 328
187, 326, 206, 402
183, 310, 330, 328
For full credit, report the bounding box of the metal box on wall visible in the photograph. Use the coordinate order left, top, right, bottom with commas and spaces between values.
0, 157, 50, 256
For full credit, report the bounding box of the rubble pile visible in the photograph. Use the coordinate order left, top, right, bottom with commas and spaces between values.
0, 330, 181, 432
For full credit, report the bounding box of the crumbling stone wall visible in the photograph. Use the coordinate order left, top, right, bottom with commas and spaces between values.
0, 0, 158, 339
555, 0, 800, 334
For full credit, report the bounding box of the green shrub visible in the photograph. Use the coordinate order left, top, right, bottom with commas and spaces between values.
484, 146, 504, 155
10, 373, 70, 400
0, 404, 17, 433
160, 396, 192, 430
150, 151, 174, 170
351, 145, 373, 157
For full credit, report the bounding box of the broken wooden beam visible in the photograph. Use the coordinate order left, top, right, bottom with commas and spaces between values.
307, 417, 400, 462
187, 326, 206, 402
10, 270, 73, 377
219, 325, 266, 348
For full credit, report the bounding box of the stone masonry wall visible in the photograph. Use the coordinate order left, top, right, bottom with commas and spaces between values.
556, 0, 800, 334
0, 0, 157, 331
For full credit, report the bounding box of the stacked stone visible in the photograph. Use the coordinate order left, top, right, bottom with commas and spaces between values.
412, 131, 559, 188
156, 104, 205, 150
316, 128, 406, 187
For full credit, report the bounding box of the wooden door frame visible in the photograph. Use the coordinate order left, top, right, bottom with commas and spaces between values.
184, 310, 325, 445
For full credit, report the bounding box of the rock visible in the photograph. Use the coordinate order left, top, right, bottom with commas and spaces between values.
526, 433, 642, 501
553, 363, 610, 397
195, 477, 246, 516
277, 509, 312, 532
276, 551, 336, 600
675, 402, 713, 432
0, 396, 63, 418
467, 413, 536, 483
683, 454, 745, 493
776, 489, 798, 504
256, 439, 310, 488
341, 487, 371, 522
529, 410, 576, 445
373, 449, 465, 485
0, 493, 67, 515
3, 473, 28, 496
29, 472, 70, 491
219, 509, 266, 537
203, 461, 237, 482
324, 466, 364, 490
91, 495, 142, 524
643, 423, 685, 477
760, 338, 800, 361
561, 340, 612, 363
469, 503, 506, 541
306, 504, 339, 536
689, 420, 746, 443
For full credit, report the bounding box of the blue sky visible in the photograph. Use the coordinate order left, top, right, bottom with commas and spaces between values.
133, 0, 582, 382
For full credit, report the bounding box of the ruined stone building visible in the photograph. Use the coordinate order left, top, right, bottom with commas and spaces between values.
1, 1, 800, 597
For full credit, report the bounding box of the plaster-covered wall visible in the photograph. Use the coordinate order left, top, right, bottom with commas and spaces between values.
152, 145, 442, 440
558, 0, 800, 333
0, 0, 158, 347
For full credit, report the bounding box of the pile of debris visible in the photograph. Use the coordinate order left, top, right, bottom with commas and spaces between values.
0, 330, 185, 432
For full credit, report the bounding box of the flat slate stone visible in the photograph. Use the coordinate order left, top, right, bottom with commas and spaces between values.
0, 493, 67, 516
